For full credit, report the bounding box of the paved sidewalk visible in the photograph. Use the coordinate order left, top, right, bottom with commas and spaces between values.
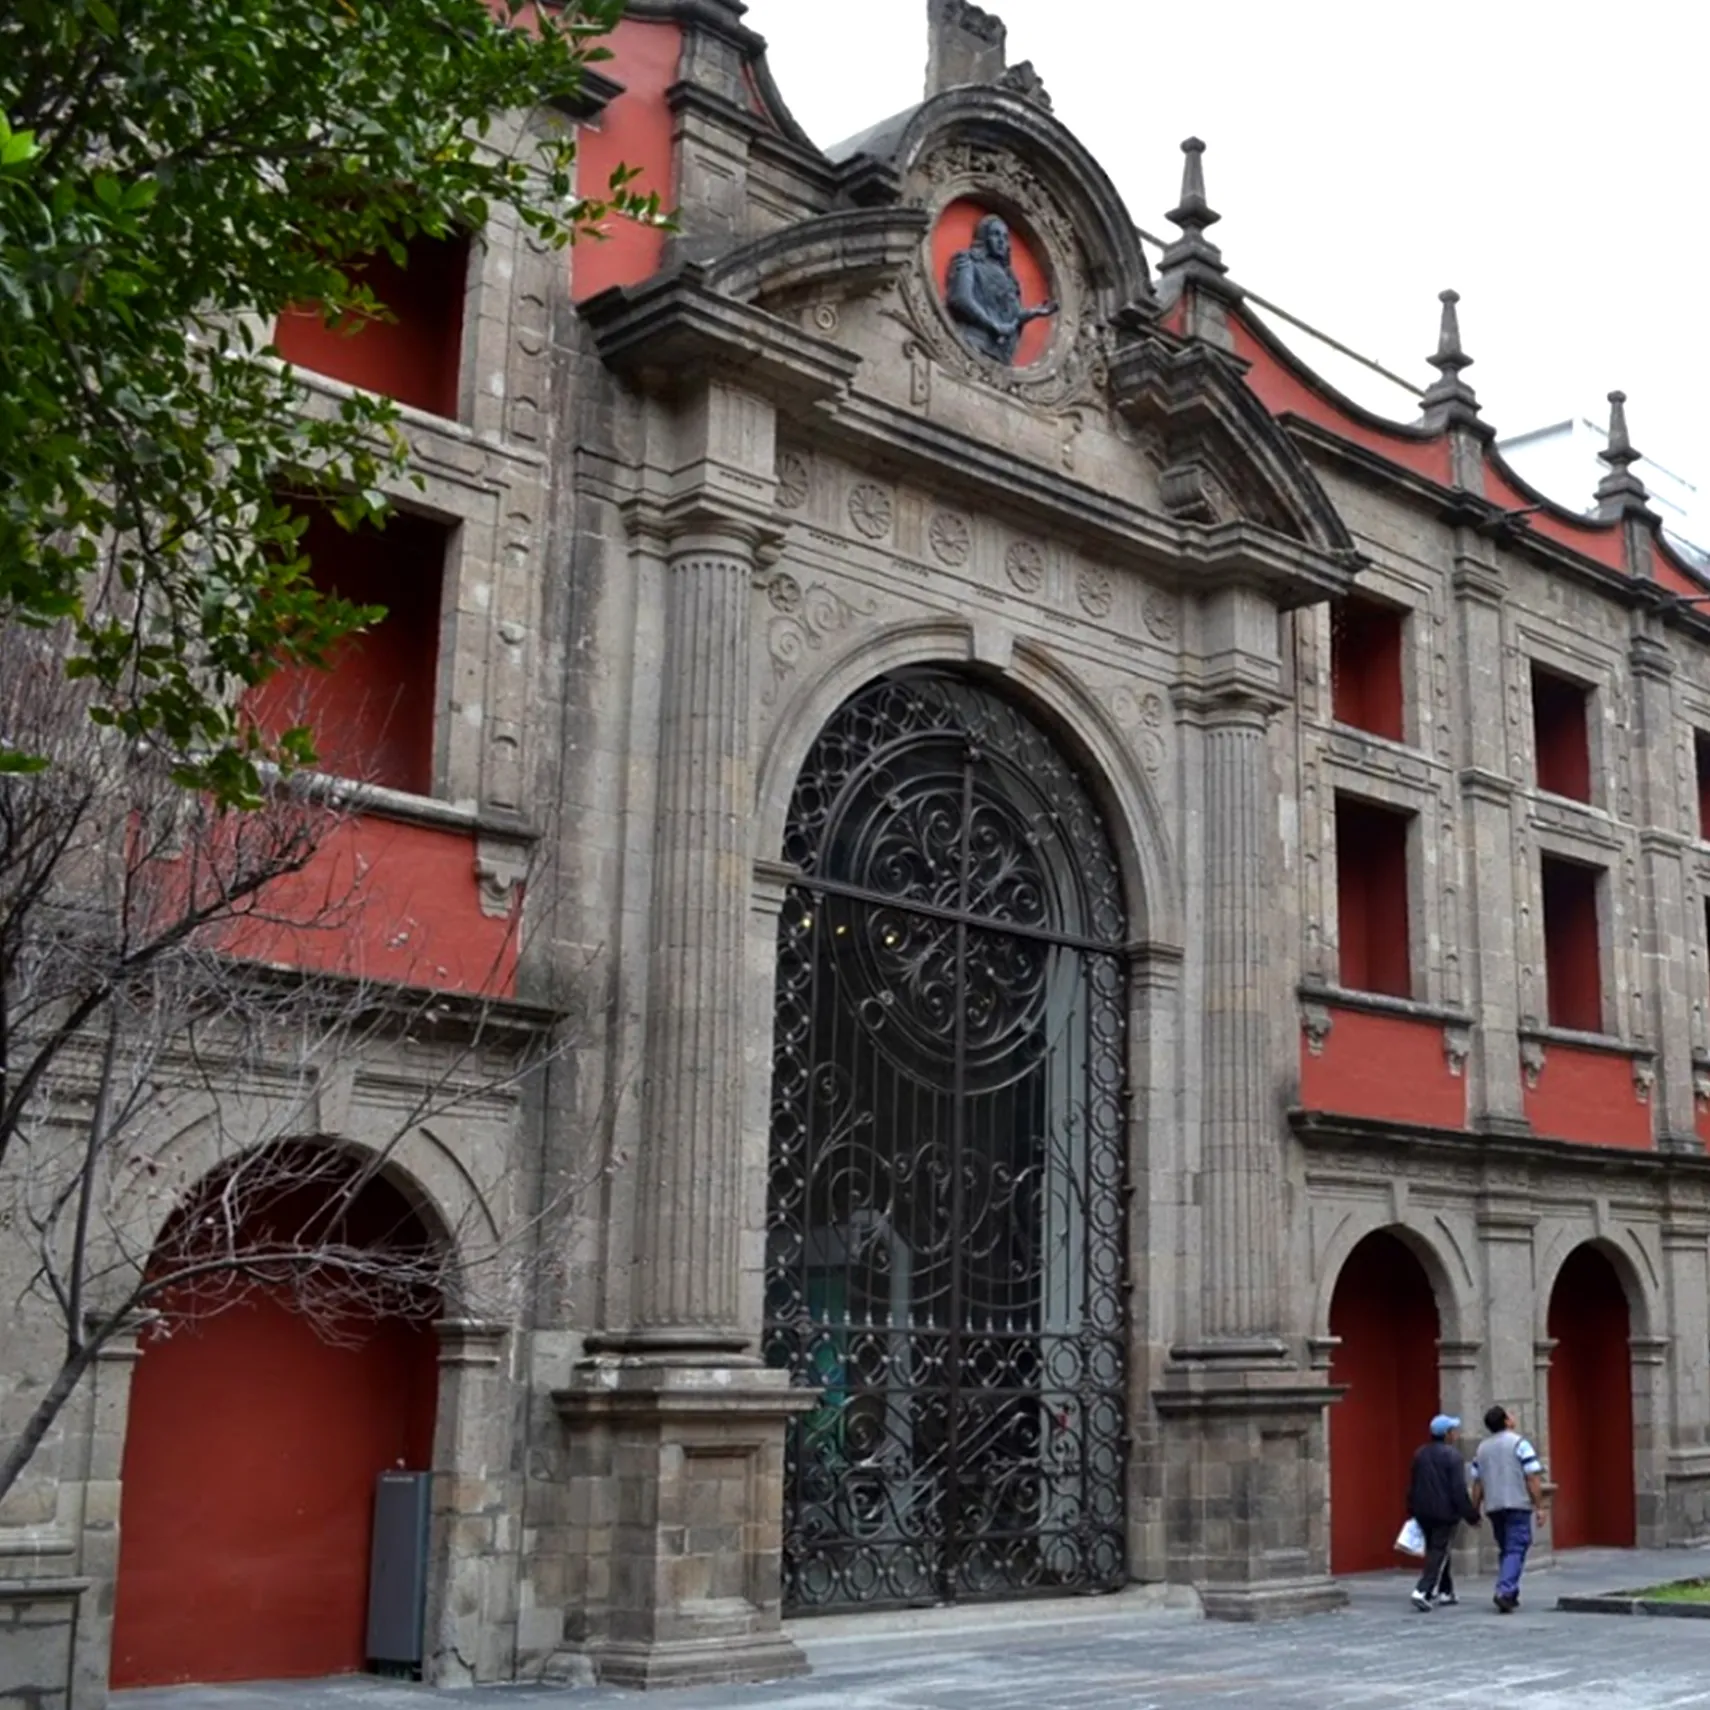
118, 1547, 1710, 1710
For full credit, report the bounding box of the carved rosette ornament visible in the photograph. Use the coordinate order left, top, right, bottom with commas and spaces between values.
894, 140, 1110, 412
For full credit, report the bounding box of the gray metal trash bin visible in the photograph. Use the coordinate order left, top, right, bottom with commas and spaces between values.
366, 1470, 431, 1673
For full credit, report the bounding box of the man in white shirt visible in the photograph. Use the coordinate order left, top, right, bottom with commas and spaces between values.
1470, 1405, 1548, 1613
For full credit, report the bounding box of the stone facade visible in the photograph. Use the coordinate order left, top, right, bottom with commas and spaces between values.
8, 3, 1710, 1704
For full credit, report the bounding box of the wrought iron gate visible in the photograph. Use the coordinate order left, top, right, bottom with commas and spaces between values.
763, 674, 1129, 1611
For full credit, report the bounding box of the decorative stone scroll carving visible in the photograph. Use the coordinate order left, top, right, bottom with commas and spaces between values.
1444, 1022, 1472, 1078
762, 576, 879, 705
1301, 999, 1333, 1057
1519, 1035, 1546, 1091
474, 835, 530, 919
1634, 1056, 1657, 1103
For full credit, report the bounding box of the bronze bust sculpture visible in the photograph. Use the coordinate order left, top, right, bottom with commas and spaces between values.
944, 214, 1057, 365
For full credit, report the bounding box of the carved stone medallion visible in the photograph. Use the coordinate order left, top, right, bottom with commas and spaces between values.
775, 450, 810, 511
1005, 539, 1046, 594
928, 510, 973, 566
847, 482, 895, 541
891, 140, 1108, 413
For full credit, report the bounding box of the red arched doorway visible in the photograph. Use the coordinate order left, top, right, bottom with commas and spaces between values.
1547, 1243, 1634, 1548
111, 1155, 442, 1688
1328, 1230, 1441, 1573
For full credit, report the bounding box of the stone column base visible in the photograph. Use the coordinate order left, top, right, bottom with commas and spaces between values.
1154, 1352, 1346, 1620
552, 1359, 816, 1690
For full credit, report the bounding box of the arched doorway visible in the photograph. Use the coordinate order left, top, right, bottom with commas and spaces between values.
762, 673, 1129, 1611
1547, 1243, 1635, 1548
111, 1151, 442, 1687
1328, 1230, 1441, 1572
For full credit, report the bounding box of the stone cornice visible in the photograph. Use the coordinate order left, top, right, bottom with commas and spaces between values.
664, 80, 839, 188
1290, 1105, 1704, 1182
581, 268, 860, 406
704, 206, 930, 305
818, 392, 1359, 608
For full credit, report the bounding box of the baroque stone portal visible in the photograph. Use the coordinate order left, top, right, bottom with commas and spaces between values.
944, 213, 1057, 364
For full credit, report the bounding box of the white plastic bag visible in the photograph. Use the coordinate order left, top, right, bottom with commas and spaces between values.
1394, 1517, 1425, 1557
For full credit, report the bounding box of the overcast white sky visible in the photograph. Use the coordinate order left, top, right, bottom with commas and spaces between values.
744, 0, 1709, 515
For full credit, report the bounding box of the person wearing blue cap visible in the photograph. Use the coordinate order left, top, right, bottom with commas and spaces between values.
1405, 1413, 1479, 1610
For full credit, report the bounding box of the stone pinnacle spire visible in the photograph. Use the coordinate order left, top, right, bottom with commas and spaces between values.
1419, 289, 1480, 428
1595, 390, 1651, 517
1160, 137, 1227, 280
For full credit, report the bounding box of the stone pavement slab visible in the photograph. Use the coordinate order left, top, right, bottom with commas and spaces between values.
118, 1548, 1710, 1710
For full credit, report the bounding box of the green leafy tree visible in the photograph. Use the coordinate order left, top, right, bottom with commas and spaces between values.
1, 0, 655, 806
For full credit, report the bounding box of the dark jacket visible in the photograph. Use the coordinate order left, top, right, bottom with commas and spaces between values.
1406, 1440, 1479, 1526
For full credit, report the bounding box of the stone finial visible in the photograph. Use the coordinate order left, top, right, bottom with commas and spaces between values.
1159, 137, 1227, 281
1419, 289, 1480, 427
1595, 389, 1652, 516
996, 59, 1052, 109
925, 0, 1007, 98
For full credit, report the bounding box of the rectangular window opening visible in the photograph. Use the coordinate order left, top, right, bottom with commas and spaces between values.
1531, 664, 1593, 803
1336, 794, 1413, 998
1541, 854, 1603, 1033
274, 230, 470, 420
1330, 597, 1406, 742
1695, 731, 1710, 841
250, 504, 449, 797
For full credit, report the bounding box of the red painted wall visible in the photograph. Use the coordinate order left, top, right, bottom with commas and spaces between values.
1225, 312, 1454, 487
111, 1176, 439, 1688
251, 507, 447, 797
571, 19, 680, 300
1336, 797, 1411, 998
275, 234, 468, 420
1300, 1004, 1467, 1130
1540, 858, 1602, 1033
1547, 1245, 1635, 1548
932, 198, 1055, 368
1482, 466, 1629, 575
1328, 1232, 1441, 1573
1523, 1041, 1652, 1149
1531, 667, 1592, 803
219, 814, 521, 998
1330, 598, 1405, 741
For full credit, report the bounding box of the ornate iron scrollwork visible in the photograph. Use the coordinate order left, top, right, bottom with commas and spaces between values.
764, 674, 1129, 1611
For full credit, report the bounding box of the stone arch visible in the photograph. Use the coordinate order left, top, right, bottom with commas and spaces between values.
753, 615, 1181, 950
1312, 1211, 1469, 1348
110, 1135, 450, 1688
760, 660, 1138, 1609
1323, 1224, 1453, 1574
1535, 1226, 1656, 1344
118, 1107, 501, 1311
1543, 1237, 1642, 1549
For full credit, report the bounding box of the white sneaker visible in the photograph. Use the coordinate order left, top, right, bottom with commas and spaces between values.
1410, 1590, 1432, 1612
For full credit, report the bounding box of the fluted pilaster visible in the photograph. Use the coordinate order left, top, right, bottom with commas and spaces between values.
1201, 700, 1280, 1340
628, 538, 755, 1351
